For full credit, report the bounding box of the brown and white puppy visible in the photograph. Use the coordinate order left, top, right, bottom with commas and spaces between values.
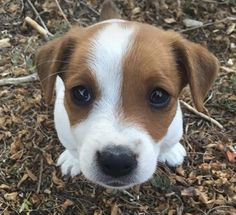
36, 1, 218, 189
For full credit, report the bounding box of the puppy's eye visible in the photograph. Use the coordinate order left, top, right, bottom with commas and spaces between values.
148, 88, 170, 108
71, 85, 92, 106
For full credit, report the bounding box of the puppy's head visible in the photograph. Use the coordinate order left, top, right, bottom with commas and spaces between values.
36, 15, 218, 188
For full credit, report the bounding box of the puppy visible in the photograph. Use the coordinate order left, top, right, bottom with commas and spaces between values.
35, 1, 218, 189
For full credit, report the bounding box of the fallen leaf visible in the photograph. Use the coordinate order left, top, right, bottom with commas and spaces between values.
0, 184, 10, 190
227, 23, 236, 34
181, 187, 197, 197
52, 171, 65, 188
176, 165, 185, 176
226, 151, 236, 162
30, 194, 42, 204
93, 210, 103, 215
132, 7, 141, 15
183, 19, 203, 28
10, 139, 22, 155
164, 18, 176, 24
111, 203, 119, 215
0, 38, 11, 48
44, 153, 54, 165
168, 209, 176, 215
4, 192, 18, 201
60, 199, 74, 210
10, 150, 23, 160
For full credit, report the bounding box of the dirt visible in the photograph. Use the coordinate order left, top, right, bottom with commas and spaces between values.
0, 0, 236, 214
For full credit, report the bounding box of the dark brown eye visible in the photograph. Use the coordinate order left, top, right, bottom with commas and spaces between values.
148, 88, 170, 108
71, 85, 93, 106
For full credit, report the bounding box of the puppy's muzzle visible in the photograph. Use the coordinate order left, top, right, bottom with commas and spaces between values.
96, 145, 137, 178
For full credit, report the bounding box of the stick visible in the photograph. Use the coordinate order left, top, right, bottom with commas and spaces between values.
25, 16, 53, 38
180, 100, 223, 129
80, 1, 100, 16
54, 0, 71, 26
179, 16, 236, 33
37, 158, 44, 193
220, 66, 236, 74
0, 73, 38, 86
26, 0, 51, 33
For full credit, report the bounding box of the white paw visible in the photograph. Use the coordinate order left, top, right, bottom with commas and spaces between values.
57, 150, 81, 177
158, 142, 186, 166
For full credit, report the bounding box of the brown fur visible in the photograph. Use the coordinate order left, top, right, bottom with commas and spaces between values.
35, 4, 218, 133
121, 23, 218, 141
35, 25, 104, 124
100, 0, 120, 21
122, 24, 181, 141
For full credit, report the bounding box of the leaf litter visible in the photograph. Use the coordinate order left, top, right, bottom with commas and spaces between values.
0, 0, 236, 214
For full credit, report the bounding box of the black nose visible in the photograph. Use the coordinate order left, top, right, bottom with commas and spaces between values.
97, 146, 137, 178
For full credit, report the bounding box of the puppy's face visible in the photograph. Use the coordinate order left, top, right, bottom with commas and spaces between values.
36, 21, 218, 188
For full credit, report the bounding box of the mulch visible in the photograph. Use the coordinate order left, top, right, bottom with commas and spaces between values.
0, 0, 235, 214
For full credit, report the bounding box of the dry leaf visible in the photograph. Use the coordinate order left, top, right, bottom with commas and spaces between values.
52, 171, 65, 188
111, 203, 119, 215
176, 165, 185, 176
132, 7, 141, 15
0, 184, 10, 190
93, 210, 103, 215
168, 209, 176, 215
164, 18, 176, 24
226, 151, 236, 162
10, 150, 23, 160
4, 192, 18, 201
181, 187, 197, 197
227, 23, 236, 34
0, 38, 11, 48
44, 153, 54, 165
30, 194, 42, 204
61, 199, 74, 210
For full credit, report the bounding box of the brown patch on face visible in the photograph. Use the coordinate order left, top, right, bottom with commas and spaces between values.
62, 27, 104, 126
122, 24, 183, 142
35, 23, 109, 126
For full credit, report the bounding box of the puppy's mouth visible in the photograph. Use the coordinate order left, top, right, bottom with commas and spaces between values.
99, 180, 134, 189
105, 181, 128, 187
94, 174, 137, 189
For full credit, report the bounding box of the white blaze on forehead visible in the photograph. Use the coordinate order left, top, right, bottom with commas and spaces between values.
88, 23, 134, 109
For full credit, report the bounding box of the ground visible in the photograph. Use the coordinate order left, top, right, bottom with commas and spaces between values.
0, 0, 236, 214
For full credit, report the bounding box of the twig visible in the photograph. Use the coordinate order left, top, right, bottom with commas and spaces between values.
180, 100, 223, 129
37, 157, 44, 193
179, 16, 236, 33
25, 16, 53, 39
220, 66, 236, 74
26, 0, 51, 34
80, 1, 100, 16
54, 0, 71, 26
0, 73, 38, 86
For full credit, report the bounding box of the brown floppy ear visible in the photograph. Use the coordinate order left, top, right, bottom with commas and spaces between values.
35, 36, 76, 104
100, 0, 121, 21
172, 37, 219, 113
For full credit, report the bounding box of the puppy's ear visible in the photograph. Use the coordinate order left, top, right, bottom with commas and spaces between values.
35, 35, 76, 104
171, 36, 219, 113
100, 0, 121, 21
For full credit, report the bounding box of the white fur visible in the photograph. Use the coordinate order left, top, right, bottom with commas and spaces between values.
54, 22, 186, 188
158, 102, 186, 165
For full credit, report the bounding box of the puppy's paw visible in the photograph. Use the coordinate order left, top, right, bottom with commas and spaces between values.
57, 150, 81, 177
158, 142, 186, 167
